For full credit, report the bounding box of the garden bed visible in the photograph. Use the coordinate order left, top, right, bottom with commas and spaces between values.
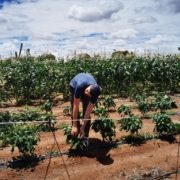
0, 95, 179, 180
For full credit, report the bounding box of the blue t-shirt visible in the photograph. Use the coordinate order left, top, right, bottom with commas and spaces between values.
70, 73, 98, 104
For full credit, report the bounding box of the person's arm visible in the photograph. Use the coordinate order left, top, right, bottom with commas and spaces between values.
71, 97, 80, 137
81, 103, 95, 137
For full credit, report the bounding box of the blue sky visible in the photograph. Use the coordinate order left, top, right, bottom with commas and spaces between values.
0, 0, 180, 58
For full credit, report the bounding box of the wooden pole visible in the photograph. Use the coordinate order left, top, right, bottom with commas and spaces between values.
18, 43, 23, 58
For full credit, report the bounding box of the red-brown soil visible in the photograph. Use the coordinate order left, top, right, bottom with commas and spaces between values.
0, 95, 179, 180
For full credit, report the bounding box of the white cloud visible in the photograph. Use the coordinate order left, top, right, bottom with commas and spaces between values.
0, 0, 179, 58
146, 35, 177, 45
110, 29, 138, 39
0, 42, 17, 58
129, 16, 157, 25
68, 1, 124, 22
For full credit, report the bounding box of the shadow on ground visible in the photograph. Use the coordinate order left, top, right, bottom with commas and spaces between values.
68, 138, 115, 165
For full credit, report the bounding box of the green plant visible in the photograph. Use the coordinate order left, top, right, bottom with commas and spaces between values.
153, 113, 175, 135
174, 123, 180, 134
91, 118, 116, 141
41, 100, 53, 113
102, 95, 116, 111
135, 94, 150, 115
117, 105, 132, 117
0, 85, 10, 103
4, 125, 40, 156
93, 106, 109, 118
119, 115, 142, 135
0, 111, 12, 132
152, 94, 177, 113
62, 125, 86, 150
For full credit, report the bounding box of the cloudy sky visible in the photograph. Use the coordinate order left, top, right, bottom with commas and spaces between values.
0, 0, 180, 58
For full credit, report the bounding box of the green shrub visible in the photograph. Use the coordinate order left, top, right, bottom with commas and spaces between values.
62, 125, 85, 150
119, 115, 142, 135
153, 113, 175, 135
4, 125, 40, 155
152, 94, 177, 113
91, 118, 116, 141
117, 104, 132, 117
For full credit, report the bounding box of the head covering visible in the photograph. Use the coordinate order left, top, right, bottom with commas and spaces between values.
90, 84, 101, 98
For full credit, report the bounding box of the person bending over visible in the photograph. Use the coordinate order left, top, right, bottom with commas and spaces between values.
69, 72, 101, 147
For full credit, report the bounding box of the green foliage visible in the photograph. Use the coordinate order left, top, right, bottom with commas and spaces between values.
117, 104, 132, 117
0, 85, 10, 103
93, 106, 109, 118
102, 95, 116, 110
92, 105, 116, 141
4, 125, 40, 155
36, 53, 56, 61
111, 50, 135, 60
76, 53, 91, 60
41, 100, 53, 113
153, 113, 175, 135
119, 115, 142, 135
91, 118, 116, 141
135, 94, 150, 115
1, 58, 62, 103
0, 54, 180, 103
0, 111, 11, 131
62, 125, 85, 150
152, 93, 177, 113
174, 123, 180, 134
0, 108, 56, 133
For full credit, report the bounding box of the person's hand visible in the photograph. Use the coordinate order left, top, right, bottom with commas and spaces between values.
71, 126, 79, 137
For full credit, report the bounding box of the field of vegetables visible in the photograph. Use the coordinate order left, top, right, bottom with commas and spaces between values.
0, 53, 180, 180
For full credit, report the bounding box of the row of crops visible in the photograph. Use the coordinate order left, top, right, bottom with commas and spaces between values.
0, 53, 180, 158
0, 93, 179, 156
62, 94, 179, 150
0, 101, 55, 155
0, 54, 180, 104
